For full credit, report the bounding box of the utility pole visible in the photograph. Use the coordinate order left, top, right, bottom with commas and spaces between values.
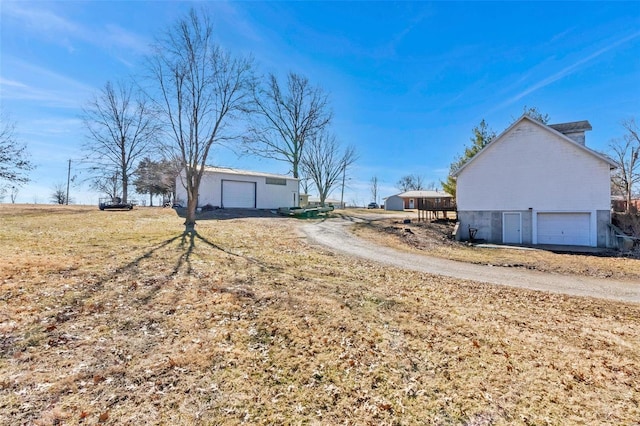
66, 159, 71, 205
340, 162, 346, 209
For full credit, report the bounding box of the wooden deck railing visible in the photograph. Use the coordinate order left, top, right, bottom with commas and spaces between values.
417, 198, 456, 211
416, 197, 457, 221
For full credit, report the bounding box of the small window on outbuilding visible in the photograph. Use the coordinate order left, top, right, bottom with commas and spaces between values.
266, 177, 287, 186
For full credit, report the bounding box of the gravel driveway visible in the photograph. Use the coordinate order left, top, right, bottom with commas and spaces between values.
301, 217, 640, 304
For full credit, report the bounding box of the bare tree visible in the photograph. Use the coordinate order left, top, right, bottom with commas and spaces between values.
50, 183, 70, 205
0, 185, 20, 203
301, 132, 356, 206
82, 80, 158, 203
90, 171, 121, 200
299, 175, 312, 195
0, 110, 33, 184
10, 185, 19, 203
610, 118, 640, 213
147, 9, 254, 228
396, 174, 425, 192
245, 72, 332, 178
370, 176, 379, 204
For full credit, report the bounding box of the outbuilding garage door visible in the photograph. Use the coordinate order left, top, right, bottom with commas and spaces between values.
537, 213, 590, 246
221, 180, 256, 208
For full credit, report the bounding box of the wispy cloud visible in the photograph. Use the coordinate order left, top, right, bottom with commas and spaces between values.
1, 57, 95, 108
0, 78, 29, 90
496, 30, 640, 112
210, 2, 263, 44
2, 2, 150, 57
102, 24, 150, 54
372, 10, 432, 59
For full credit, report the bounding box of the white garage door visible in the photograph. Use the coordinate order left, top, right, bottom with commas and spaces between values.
537, 213, 590, 246
222, 180, 256, 208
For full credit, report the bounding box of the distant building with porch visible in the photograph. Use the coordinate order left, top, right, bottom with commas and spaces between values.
384, 190, 454, 212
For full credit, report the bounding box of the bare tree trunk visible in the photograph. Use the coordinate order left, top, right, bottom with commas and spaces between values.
186, 190, 198, 230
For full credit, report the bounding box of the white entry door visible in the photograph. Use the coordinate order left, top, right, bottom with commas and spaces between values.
503, 212, 521, 244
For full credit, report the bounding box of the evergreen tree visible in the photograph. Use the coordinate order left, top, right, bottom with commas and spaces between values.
441, 119, 495, 198
442, 109, 549, 198
133, 157, 176, 206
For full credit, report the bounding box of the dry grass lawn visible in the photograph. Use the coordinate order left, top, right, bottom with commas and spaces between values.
1, 205, 639, 425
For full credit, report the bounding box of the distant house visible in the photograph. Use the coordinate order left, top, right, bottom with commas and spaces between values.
453, 115, 616, 247
175, 167, 299, 209
384, 190, 453, 211
612, 195, 640, 213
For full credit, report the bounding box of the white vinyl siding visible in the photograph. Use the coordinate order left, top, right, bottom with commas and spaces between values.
221, 180, 256, 208
176, 168, 298, 209
456, 120, 611, 212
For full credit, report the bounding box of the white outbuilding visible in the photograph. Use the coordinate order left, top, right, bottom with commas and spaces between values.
175, 167, 299, 209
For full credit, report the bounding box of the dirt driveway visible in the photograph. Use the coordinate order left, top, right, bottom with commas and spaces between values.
301, 216, 640, 304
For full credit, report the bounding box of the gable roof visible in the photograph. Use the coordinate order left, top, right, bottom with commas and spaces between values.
452, 115, 616, 177
203, 166, 297, 180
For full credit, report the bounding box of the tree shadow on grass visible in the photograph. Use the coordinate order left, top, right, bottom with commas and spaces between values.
174, 227, 273, 276
61, 226, 281, 314
132, 228, 278, 307
173, 207, 289, 221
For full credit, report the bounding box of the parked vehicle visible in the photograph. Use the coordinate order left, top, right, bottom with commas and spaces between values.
367, 202, 379, 209
99, 197, 133, 211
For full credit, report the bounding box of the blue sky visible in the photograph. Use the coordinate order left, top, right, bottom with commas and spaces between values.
1, 1, 639, 205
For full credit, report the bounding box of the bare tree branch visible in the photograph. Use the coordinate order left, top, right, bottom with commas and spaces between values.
82, 80, 159, 203
396, 174, 425, 192
50, 182, 70, 205
0, 110, 33, 184
245, 72, 332, 178
301, 132, 357, 206
610, 118, 640, 213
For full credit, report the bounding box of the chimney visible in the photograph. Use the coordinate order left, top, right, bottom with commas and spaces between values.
548, 120, 592, 146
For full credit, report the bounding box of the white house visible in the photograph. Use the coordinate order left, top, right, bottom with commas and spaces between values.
453, 115, 616, 247
175, 167, 299, 209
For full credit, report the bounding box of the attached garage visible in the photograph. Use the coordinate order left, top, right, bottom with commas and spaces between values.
222, 180, 256, 208
537, 212, 591, 246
